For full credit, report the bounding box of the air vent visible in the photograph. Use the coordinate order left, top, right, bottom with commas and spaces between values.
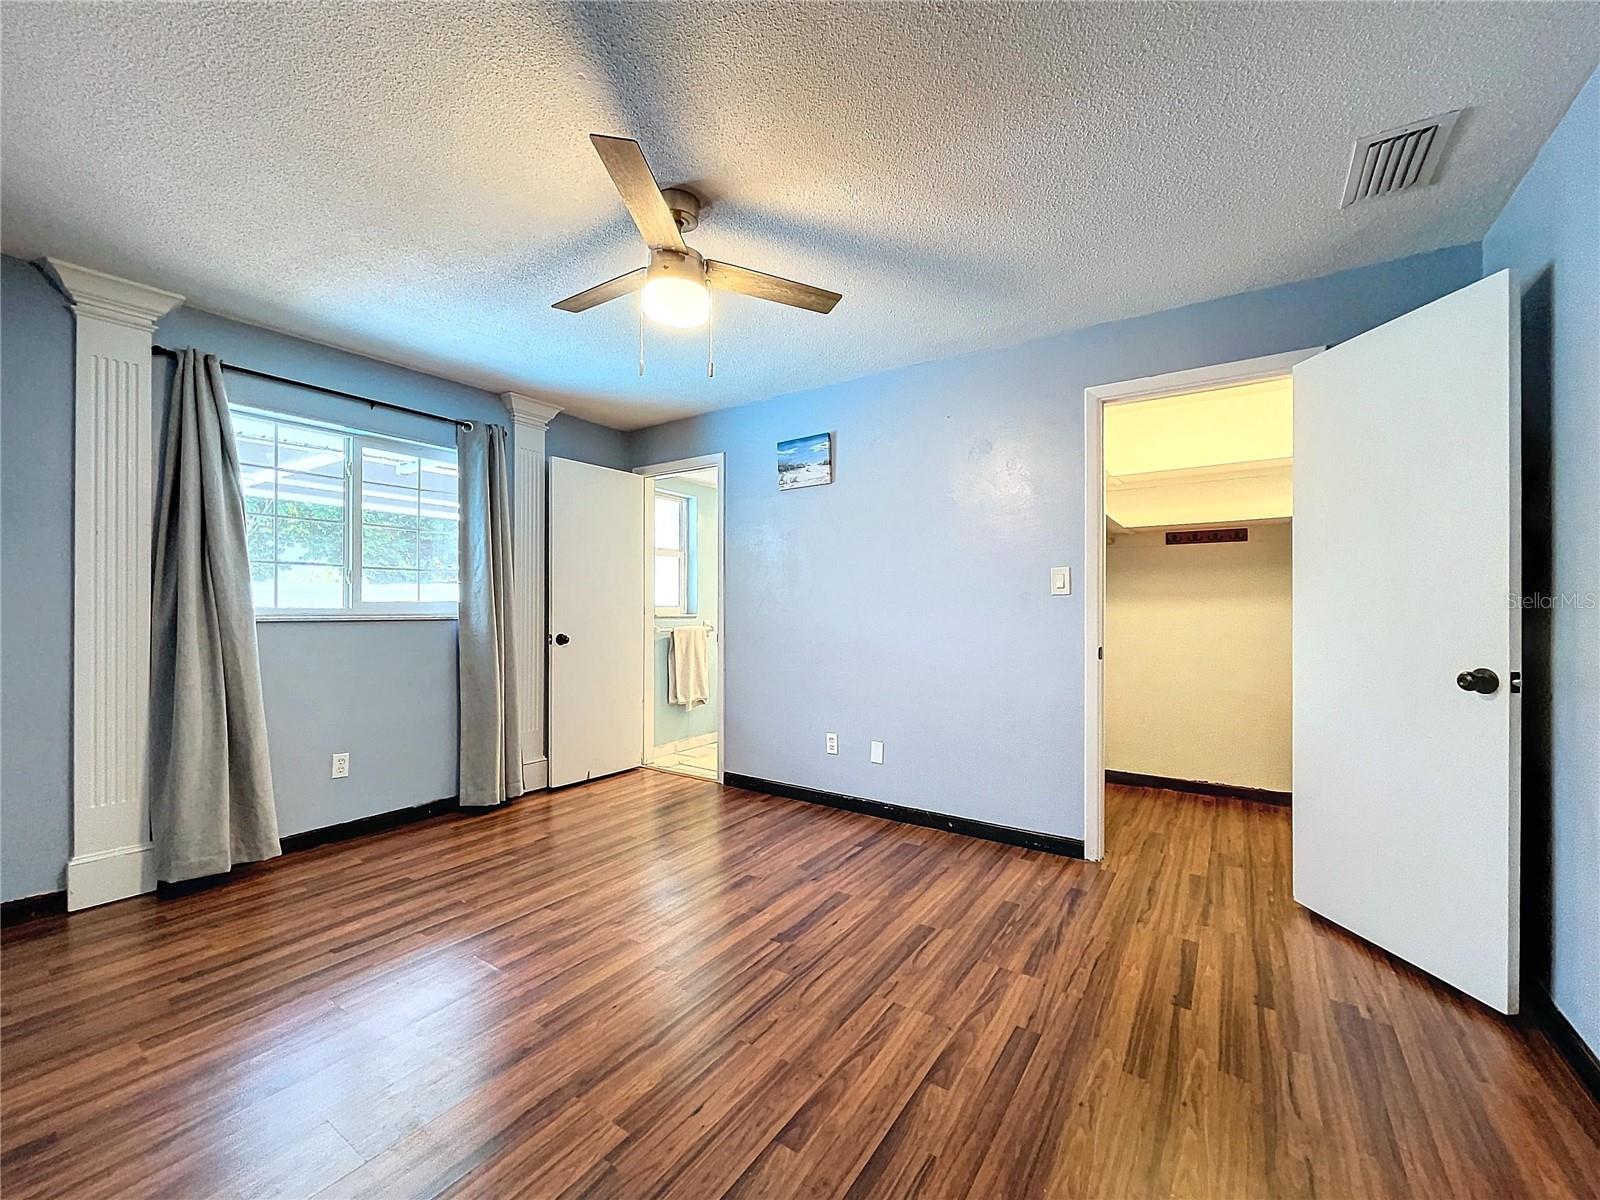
1166, 528, 1247, 546
1340, 109, 1462, 208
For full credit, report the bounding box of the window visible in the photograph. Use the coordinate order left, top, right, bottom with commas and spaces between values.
232, 407, 460, 616
653, 492, 692, 615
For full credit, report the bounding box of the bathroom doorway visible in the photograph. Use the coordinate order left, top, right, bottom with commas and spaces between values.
636, 454, 724, 781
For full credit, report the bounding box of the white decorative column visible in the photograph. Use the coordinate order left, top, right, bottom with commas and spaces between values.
502, 391, 562, 791
44, 260, 184, 910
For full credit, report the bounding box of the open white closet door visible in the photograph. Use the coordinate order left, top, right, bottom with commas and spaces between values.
1292, 270, 1521, 1013
548, 458, 645, 787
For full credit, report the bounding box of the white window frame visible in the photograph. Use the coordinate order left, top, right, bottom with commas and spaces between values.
653, 491, 692, 617
232, 405, 460, 620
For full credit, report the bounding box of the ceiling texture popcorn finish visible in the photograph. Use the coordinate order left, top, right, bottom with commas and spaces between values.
2, 2, 1596, 429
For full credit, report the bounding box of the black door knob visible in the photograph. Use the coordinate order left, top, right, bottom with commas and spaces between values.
1456, 667, 1499, 695
553, 633, 570, 646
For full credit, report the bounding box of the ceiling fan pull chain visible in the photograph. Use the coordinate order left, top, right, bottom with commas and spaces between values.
707, 294, 716, 379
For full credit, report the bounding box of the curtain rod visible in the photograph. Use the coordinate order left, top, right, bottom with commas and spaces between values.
151, 345, 474, 431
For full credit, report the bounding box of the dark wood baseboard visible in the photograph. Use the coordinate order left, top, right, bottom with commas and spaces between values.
4, 797, 468, 925
1, 889, 67, 927
726, 773, 1085, 859
278, 796, 461, 854
1107, 770, 1291, 806
1534, 986, 1600, 1104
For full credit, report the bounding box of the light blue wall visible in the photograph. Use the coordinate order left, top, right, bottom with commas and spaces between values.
548, 412, 632, 471
1, 255, 75, 902
630, 243, 1484, 837
1483, 67, 1600, 1058
252, 620, 459, 837
0, 257, 626, 900
154, 306, 631, 466
651, 477, 719, 748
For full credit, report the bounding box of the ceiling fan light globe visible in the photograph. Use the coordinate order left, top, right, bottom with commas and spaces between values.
641, 275, 711, 328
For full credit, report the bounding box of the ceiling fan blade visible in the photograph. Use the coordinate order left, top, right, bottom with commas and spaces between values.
552, 267, 647, 313
705, 260, 842, 314
589, 134, 686, 252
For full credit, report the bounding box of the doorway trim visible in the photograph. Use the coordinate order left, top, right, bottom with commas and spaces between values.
635, 453, 726, 784
1081, 348, 1321, 861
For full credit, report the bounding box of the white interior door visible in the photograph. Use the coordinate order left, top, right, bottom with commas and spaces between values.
548, 457, 645, 787
1293, 270, 1520, 1013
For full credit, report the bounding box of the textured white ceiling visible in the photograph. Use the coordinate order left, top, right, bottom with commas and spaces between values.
3, 3, 1596, 429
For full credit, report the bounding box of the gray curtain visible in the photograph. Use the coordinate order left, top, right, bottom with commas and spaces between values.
150, 350, 281, 882
457, 422, 523, 806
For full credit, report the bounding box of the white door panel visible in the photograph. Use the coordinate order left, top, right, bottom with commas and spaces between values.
548, 458, 644, 787
1293, 270, 1520, 1012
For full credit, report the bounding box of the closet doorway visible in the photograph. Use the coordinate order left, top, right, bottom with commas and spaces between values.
636, 454, 724, 782
1101, 373, 1296, 809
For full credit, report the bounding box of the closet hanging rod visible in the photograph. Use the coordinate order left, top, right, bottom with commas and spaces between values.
151, 345, 475, 431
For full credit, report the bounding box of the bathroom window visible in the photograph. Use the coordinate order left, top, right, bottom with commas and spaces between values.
653, 492, 692, 615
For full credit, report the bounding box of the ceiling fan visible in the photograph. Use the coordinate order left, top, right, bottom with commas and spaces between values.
553, 135, 842, 333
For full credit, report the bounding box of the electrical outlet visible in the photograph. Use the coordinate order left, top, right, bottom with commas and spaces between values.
826, 732, 838, 755
870, 740, 884, 765
331, 752, 350, 779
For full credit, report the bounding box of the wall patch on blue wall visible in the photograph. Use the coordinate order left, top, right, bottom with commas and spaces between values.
777, 432, 832, 490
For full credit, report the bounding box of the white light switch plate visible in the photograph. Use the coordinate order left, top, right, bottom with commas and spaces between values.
1050, 566, 1072, 595
870, 740, 884, 765
331, 752, 350, 779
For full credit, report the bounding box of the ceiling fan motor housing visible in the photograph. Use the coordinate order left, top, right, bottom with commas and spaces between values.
660, 187, 701, 233
648, 245, 706, 284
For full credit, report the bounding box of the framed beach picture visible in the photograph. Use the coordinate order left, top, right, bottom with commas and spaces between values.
776, 432, 832, 490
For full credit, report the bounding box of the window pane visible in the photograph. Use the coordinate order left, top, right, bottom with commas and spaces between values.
276, 518, 344, 565
655, 553, 681, 609
233, 416, 276, 469
419, 570, 459, 603
237, 447, 278, 510
418, 517, 457, 571
362, 568, 419, 604
359, 441, 458, 605
277, 564, 342, 608
362, 481, 420, 528
654, 496, 683, 550
245, 514, 274, 563
363, 524, 418, 569
362, 446, 421, 488
277, 426, 346, 478
276, 470, 345, 520
249, 561, 274, 610
418, 457, 457, 495
419, 491, 458, 524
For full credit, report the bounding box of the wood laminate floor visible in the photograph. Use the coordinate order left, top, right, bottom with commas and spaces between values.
3, 775, 1597, 1199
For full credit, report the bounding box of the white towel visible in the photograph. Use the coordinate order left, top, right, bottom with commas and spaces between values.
669, 626, 711, 709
